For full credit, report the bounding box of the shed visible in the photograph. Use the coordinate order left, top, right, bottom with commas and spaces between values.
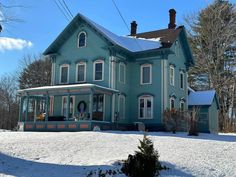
188, 90, 219, 133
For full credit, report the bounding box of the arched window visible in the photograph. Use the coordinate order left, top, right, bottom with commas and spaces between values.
78, 31, 86, 48
138, 95, 153, 119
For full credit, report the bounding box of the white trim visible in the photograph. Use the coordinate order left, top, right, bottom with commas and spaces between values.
170, 66, 175, 86
119, 95, 125, 119
180, 71, 184, 90
119, 62, 126, 84
140, 64, 152, 85
77, 31, 87, 48
59, 64, 69, 84
76, 62, 86, 83
138, 95, 153, 119
103, 94, 105, 121
51, 62, 55, 86
93, 60, 104, 81
170, 97, 175, 110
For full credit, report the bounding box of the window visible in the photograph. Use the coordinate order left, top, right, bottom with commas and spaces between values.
141, 64, 152, 84
170, 98, 175, 110
180, 72, 184, 89
76, 62, 86, 82
170, 66, 175, 86
180, 101, 184, 111
62, 96, 75, 118
139, 95, 153, 119
119, 95, 125, 119
119, 63, 126, 84
78, 31, 86, 47
93, 60, 104, 81
60, 64, 69, 84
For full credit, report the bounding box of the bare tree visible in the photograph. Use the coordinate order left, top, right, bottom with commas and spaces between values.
185, 0, 236, 131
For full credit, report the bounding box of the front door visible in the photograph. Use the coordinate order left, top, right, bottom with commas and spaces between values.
92, 94, 104, 121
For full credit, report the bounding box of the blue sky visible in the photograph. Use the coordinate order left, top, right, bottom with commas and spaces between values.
0, 0, 235, 77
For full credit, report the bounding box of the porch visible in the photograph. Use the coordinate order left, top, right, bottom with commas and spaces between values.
17, 84, 119, 131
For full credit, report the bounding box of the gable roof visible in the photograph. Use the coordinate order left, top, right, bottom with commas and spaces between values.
188, 90, 219, 108
44, 13, 164, 54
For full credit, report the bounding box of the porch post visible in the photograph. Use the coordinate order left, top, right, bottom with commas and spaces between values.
89, 91, 93, 121
66, 94, 70, 120
25, 95, 29, 122
45, 94, 49, 122
111, 93, 115, 123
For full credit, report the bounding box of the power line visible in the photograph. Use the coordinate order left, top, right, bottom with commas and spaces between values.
53, 0, 70, 22
57, 0, 72, 20
62, 0, 73, 18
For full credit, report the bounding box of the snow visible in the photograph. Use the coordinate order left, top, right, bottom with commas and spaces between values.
188, 90, 216, 106
0, 131, 235, 177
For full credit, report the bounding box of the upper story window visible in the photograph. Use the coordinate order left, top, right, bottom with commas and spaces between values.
170, 66, 175, 86
170, 97, 175, 110
119, 62, 126, 84
180, 71, 184, 89
119, 95, 125, 119
139, 95, 153, 119
60, 64, 69, 84
78, 31, 86, 48
140, 64, 152, 85
76, 62, 86, 83
93, 60, 104, 81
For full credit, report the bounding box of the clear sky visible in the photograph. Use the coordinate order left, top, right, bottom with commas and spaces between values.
0, 0, 235, 77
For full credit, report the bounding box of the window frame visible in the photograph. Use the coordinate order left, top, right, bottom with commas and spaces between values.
61, 96, 75, 118
77, 31, 86, 48
118, 95, 126, 119
180, 101, 185, 111
59, 64, 69, 84
138, 95, 153, 119
76, 62, 86, 83
93, 60, 104, 81
140, 64, 152, 85
170, 66, 175, 86
180, 71, 184, 90
170, 97, 175, 110
119, 62, 126, 84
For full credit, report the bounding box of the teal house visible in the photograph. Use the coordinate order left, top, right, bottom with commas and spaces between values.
188, 90, 219, 133
18, 9, 194, 131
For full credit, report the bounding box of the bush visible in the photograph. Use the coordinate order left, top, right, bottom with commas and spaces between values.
121, 134, 166, 177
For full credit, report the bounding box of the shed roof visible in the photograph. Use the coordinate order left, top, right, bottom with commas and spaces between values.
188, 90, 218, 107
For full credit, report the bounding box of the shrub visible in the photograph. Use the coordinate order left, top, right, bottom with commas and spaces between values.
121, 134, 166, 177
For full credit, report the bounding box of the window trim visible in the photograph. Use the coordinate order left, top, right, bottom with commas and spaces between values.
138, 95, 153, 119
76, 62, 86, 83
118, 95, 126, 119
180, 101, 185, 111
77, 31, 86, 48
59, 64, 69, 84
170, 97, 175, 110
180, 71, 184, 90
61, 96, 75, 118
140, 64, 152, 85
170, 66, 175, 86
119, 62, 126, 84
93, 60, 104, 81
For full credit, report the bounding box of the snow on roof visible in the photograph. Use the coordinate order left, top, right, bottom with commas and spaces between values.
18, 84, 119, 93
188, 90, 216, 106
80, 13, 162, 52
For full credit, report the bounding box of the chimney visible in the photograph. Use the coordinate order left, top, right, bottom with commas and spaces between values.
130, 21, 137, 36
168, 9, 176, 29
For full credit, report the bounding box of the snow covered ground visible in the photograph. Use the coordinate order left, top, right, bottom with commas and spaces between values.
0, 131, 235, 177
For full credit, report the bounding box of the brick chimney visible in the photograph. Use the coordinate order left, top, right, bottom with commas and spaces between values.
168, 9, 176, 29
130, 21, 137, 36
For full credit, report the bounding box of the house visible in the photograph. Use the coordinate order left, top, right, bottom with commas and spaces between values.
188, 90, 219, 133
17, 9, 194, 131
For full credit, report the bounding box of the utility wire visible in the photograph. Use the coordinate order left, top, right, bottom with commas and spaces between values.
53, 0, 70, 22
57, 0, 73, 20
111, 0, 143, 50
62, 0, 73, 18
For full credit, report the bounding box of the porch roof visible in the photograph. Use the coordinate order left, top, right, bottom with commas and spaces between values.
18, 84, 119, 95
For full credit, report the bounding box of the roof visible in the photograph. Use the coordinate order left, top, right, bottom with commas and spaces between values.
44, 13, 163, 54
188, 90, 218, 107
18, 84, 119, 94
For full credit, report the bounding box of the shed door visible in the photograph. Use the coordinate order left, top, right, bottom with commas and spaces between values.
197, 113, 209, 133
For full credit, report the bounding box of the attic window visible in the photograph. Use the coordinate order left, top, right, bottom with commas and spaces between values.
78, 31, 86, 48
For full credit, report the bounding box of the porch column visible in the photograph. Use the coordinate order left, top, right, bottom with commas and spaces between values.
89, 92, 93, 120
111, 93, 116, 123
25, 95, 29, 122
45, 94, 49, 122
34, 100, 37, 122
66, 94, 70, 120
18, 96, 23, 122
